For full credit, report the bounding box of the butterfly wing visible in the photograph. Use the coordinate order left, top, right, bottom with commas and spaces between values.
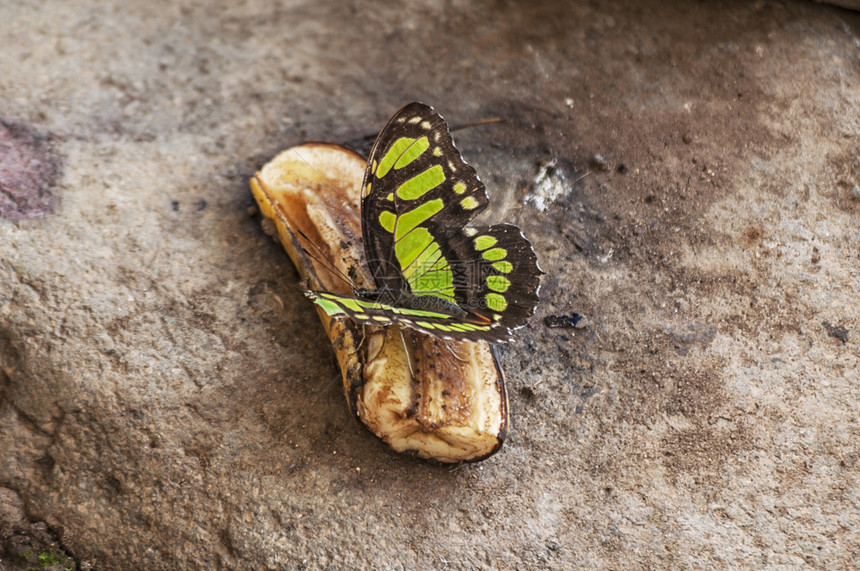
305, 290, 509, 342
359, 102, 541, 340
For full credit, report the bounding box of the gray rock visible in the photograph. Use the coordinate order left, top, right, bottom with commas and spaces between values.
2, 0, 858, 569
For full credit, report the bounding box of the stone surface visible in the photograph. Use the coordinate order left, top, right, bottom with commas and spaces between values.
1, 0, 858, 569
818, 0, 860, 11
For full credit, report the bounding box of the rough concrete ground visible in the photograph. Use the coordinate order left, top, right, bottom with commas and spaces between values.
1, 0, 859, 569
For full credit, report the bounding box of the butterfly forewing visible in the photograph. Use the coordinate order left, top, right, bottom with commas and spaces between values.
361, 103, 488, 295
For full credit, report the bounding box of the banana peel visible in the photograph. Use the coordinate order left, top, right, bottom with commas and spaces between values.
250, 144, 508, 463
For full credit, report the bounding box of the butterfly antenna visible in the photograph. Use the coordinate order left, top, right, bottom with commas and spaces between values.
295, 228, 357, 289
449, 116, 503, 133
348, 113, 502, 158
254, 139, 364, 290
288, 147, 350, 200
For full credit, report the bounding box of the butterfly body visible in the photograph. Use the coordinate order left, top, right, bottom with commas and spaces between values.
305, 102, 541, 343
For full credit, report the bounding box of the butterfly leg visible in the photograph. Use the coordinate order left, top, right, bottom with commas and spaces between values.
350, 323, 367, 357
398, 326, 416, 379
444, 342, 469, 363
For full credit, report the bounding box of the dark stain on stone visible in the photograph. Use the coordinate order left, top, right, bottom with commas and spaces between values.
822, 321, 849, 344
743, 226, 762, 245
672, 323, 717, 356
661, 423, 752, 488
544, 313, 584, 329
0, 118, 61, 219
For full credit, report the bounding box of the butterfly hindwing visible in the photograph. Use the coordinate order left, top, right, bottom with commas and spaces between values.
442, 223, 542, 328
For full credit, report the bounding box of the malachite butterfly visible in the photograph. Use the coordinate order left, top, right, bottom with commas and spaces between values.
305, 102, 542, 343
